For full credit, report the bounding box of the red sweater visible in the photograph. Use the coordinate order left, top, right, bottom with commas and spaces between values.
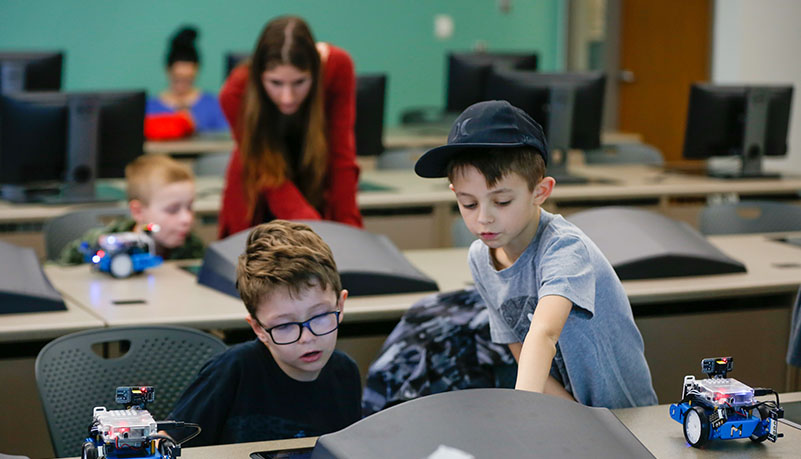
218, 45, 363, 238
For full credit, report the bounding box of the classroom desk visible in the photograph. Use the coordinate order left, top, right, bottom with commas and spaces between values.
41, 232, 801, 329
613, 391, 801, 458
0, 165, 793, 221
41, 232, 801, 400
3, 165, 801, 256
41, 260, 440, 329
142, 128, 644, 155
144, 135, 234, 155
65, 392, 800, 459
0, 297, 103, 343
383, 126, 644, 149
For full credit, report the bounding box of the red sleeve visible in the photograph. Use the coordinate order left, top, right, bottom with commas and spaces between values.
219, 65, 250, 143
218, 148, 322, 238
218, 147, 251, 238
322, 46, 363, 228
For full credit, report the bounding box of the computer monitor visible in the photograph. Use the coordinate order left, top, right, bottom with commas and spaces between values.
682, 83, 793, 178
355, 74, 386, 157
484, 69, 606, 183
446, 51, 538, 113
0, 51, 63, 94
0, 90, 145, 203
224, 51, 249, 80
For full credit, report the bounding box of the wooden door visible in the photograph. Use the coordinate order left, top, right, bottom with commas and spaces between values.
618, 0, 711, 164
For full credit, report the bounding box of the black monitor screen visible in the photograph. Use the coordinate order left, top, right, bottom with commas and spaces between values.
446, 52, 538, 113
96, 91, 146, 178
683, 84, 793, 159
224, 52, 250, 80
0, 51, 63, 93
484, 70, 606, 150
355, 74, 386, 156
0, 90, 145, 201
0, 93, 67, 183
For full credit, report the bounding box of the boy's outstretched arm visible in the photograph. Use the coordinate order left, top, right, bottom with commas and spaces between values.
515, 295, 573, 395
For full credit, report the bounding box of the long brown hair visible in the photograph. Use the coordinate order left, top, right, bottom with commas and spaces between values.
240, 16, 328, 216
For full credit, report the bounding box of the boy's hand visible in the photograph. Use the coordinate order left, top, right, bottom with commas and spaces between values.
515, 295, 572, 394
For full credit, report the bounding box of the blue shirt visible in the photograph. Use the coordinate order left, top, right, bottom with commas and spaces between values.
146, 92, 228, 133
468, 209, 658, 408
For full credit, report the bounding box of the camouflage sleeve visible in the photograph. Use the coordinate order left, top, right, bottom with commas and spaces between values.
166, 232, 206, 260
56, 226, 106, 265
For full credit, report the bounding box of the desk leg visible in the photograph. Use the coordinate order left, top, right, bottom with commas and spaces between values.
788, 365, 800, 392
433, 203, 453, 248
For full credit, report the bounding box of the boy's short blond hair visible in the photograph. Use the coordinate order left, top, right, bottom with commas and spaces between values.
125, 155, 194, 204
446, 146, 546, 191
236, 220, 341, 317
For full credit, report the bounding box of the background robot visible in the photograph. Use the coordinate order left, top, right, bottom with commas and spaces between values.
81, 224, 163, 278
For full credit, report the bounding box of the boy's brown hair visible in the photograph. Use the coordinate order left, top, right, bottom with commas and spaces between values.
125, 155, 194, 203
446, 146, 547, 191
236, 220, 341, 317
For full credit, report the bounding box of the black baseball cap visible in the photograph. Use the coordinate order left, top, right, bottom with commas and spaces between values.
414, 100, 548, 178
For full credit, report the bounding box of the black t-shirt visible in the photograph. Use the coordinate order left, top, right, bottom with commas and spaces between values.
169, 339, 362, 447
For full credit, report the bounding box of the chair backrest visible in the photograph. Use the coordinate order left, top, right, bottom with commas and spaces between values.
584, 142, 664, 166
35, 325, 226, 458
699, 200, 801, 235
43, 207, 128, 260
193, 151, 231, 177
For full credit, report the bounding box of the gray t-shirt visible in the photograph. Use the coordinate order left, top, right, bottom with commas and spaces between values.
468, 209, 658, 408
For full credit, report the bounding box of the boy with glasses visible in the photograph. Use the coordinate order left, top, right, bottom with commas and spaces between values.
169, 220, 361, 446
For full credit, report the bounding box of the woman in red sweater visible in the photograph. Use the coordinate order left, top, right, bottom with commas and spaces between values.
218, 16, 363, 237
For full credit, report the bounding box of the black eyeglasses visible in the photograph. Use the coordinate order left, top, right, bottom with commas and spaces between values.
258, 310, 341, 345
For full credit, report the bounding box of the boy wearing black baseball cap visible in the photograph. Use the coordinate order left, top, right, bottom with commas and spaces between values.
415, 100, 657, 408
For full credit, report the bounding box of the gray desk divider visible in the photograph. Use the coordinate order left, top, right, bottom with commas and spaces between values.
0, 240, 66, 314
567, 207, 746, 280
197, 220, 439, 297
311, 389, 654, 458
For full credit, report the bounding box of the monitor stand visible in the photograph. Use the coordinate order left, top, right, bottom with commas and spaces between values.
547, 86, 588, 185
708, 88, 781, 180
548, 149, 588, 185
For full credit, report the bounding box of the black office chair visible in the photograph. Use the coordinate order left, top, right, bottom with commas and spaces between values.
35, 326, 226, 458
43, 207, 128, 261
698, 200, 801, 235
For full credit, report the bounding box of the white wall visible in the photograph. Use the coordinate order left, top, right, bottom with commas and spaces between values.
712, 0, 801, 173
